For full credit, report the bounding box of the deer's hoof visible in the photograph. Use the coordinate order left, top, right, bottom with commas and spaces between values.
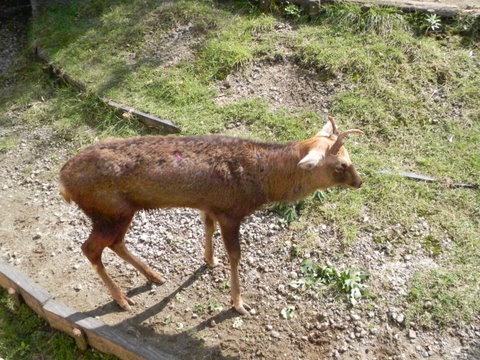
234, 302, 252, 316
147, 271, 166, 284
117, 294, 135, 311
205, 256, 220, 268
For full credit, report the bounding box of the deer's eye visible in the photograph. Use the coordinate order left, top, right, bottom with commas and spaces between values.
335, 163, 347, 173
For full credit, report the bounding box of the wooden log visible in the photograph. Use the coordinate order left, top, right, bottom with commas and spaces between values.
73, 328, 88, 352
0, 260, 51, 318
75, 316, 176, 360
100, 98, 180, 133
340, 0, 459, 17
7, 287, 22, 307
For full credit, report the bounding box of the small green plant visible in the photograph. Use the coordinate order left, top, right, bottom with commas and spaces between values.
284, 3, 302, 19
291, 259, 371, 305
161, 315, 173, 326
290, 243, 302, 258
206, 300, 223, 313
193, 300, 223, 315
220, 280, 231, 291
232, 317, 243, 329
272, 191, 326, 223
273, 201, 305, 223
280, 305, 296, 319
193, 304, 206, 315
425, 14, 442, 33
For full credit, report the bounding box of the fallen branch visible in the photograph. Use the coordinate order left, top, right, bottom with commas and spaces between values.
341, 0, 459, 17
380, 169, 478, 189
33, 44, 180, 133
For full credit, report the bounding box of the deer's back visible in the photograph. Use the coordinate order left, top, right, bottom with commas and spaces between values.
60, 135, 275, 219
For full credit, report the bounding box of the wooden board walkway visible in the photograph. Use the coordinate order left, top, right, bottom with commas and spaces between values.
0, 260, 177, 360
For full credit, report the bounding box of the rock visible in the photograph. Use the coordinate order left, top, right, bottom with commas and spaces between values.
271, 330, 281, 339
351, 313, 361, 321
73, 284, 82, 292
408, 329, 417, 339
316, 321, 329, 331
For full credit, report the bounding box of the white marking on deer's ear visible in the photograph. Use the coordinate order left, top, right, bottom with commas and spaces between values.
298, 150, 325, 170
317, 120, 334, 137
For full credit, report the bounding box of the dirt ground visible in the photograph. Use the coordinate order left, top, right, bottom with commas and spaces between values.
2, 67, 480, 360
1, 5, 480, 360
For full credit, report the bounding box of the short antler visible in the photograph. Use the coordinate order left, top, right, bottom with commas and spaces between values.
329, 129, 364, 155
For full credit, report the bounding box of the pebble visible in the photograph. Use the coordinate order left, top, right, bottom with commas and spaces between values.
408, 329, 417, 339
271, 330, 281, 339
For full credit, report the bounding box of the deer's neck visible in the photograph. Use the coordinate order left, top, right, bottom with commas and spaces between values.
256, 142, 317, 203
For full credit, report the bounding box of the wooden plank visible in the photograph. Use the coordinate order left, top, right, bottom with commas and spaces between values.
43, 299, 89, 351
0, 265, 18, 290
75, 316, 176, 360
43, 299, 81, 337
0, 260, 52, 317
100, 98, 180, 133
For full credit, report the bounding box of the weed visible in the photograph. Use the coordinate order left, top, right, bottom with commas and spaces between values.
232, 317, 243, 329
284, 3, 302, 19
424, 14, 442, 33
292, 259, 371, 306
193, 300, 223, 315
280, 305, 296, 319
161, 315, 173, 326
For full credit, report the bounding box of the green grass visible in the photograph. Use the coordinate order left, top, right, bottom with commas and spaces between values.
2, 0, 478, 329
0, 288, 116, 360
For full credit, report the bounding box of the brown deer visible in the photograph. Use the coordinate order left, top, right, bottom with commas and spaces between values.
59, 117, 363, 315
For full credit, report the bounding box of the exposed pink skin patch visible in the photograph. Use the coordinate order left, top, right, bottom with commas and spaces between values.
175, 152, 183, 159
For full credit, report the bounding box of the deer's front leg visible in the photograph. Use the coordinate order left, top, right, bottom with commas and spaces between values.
218, 215, 250, 315
200, 211, 219, 268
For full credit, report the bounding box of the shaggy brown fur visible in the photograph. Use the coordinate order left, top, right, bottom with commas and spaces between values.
60, 120, 363, 315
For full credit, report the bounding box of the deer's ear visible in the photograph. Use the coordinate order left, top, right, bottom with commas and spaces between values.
298, 149, 325, 170
317, 117, 338, 137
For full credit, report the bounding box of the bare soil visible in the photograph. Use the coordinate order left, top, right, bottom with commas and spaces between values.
1, 8, 479, 360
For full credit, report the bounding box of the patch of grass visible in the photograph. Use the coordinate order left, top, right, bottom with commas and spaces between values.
406, 265, 480, 328
0, 137, 18, 153
0, 288, 116, 360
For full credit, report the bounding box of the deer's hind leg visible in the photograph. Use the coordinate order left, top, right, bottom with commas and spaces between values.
81, 214, 137, 311
108, 218, 166, 285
